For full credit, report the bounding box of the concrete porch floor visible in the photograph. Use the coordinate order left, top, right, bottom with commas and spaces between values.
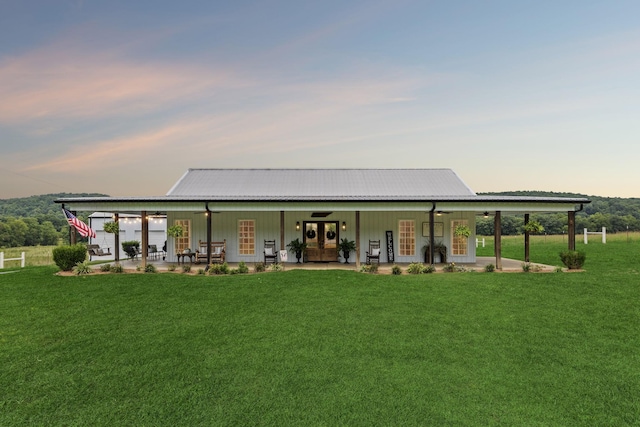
93, 256, 558, 273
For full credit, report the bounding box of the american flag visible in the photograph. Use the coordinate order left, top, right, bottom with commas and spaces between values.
63, 208, 96, 238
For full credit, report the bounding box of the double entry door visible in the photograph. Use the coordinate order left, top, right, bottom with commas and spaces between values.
304, 221, 338, 262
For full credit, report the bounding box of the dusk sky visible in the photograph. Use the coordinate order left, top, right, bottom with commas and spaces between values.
1, 1, 639, 199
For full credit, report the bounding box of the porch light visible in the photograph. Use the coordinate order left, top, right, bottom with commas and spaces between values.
342, 221, 346, 231
483, 212, 489, 218
296, 221, 300, 230
436, 211, 442, 216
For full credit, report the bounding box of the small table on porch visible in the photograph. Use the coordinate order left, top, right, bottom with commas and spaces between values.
177, 252, 196, 264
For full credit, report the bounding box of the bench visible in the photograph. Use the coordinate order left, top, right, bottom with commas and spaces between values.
196, 240, 226, 264
87, 244, 112, 257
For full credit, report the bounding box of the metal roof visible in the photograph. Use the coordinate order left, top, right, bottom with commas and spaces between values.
166, 168, 477, 200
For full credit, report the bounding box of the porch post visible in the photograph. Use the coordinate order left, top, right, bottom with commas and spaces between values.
524, 213, 530, 263
114, 213, 120, 263
429, 209, 435, 265
280, 211, 285, 254
141, 211, 148, 269
70, 210, 77, 245
494, 211, 502, 270
355, 211, 361, 269
206, 207, 212, 265
568, 211, 576, 251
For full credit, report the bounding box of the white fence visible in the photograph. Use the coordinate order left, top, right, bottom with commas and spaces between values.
584, 227, 606, 244
0, 252, 26, 269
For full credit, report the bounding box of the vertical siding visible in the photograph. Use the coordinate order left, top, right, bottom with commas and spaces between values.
168, 210, 476, 264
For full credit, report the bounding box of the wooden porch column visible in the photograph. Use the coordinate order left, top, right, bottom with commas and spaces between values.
429, 209, 435, 265
568, 211, 576, 251
206, 208, 212, 265
70, 210, 77, 245
524, 213, 530, 263
494, 211, 502, 270
141, 211, 148, 269
355, 211, 361, 269
280, 211, 285, 253
114, 213, 120, 263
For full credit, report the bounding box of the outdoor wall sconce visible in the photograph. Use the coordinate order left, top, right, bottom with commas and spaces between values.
296, 221, 300, 230
436, 211, 442, 216
342, 221, 346, 231
483, 212, 489, 218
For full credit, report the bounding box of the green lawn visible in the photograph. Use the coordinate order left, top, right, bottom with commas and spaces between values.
1, 237, 639, 425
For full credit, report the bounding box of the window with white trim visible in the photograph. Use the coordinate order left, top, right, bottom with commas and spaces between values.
451, 219, 468, 255
399, 220, 415, 256
238, 220, 255, 255
174, 219, 191, 253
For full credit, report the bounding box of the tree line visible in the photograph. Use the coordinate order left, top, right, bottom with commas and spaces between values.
0, 193, 106, 248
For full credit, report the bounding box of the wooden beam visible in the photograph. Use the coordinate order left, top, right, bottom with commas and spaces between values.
494, 211, 502, 270
568, 211, 576, 251
429, 209, 435, 265
280, 211, 285, 252
355, 211, 361, 269
524, 213, 530, 263
141, 210, 148, 269
114, 213, 120, 263
206, 209, 212, 265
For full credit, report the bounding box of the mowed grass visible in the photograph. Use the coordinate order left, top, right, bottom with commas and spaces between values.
1, 237, 639, 425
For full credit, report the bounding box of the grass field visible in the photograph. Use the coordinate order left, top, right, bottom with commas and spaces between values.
1, 236, 639, 425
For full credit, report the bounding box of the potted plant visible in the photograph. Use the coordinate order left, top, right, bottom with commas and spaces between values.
103, 220, 119, 234
286, 238, 308, 264
454, 224, 472, 238
337, 238, 356, 264
523, 219, 544, 234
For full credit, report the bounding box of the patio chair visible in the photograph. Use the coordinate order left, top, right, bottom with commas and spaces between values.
366, 240, 381, 265
264, 240, 277, 264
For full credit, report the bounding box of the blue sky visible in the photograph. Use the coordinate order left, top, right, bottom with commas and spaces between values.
1, 0, 639, 198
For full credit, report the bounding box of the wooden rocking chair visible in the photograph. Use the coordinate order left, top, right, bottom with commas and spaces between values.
264, 240, 277, 264
366, 240, 381, 265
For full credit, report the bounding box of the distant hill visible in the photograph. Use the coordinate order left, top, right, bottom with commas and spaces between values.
478, 191, 640, 234
0, 193, 109, 219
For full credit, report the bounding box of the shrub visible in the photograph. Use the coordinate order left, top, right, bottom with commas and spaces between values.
167, 264, 177, 272
110, 264, 124, 273
560, 250, 586, 269
144, 264, 157, 273
254, 262, 266, 273
360, 264, 378, 274
182, 265, 191, 273
209, 262, 230, 275
423, 264, 436, 273
197, 268, 206, 275
269, 263, 283, 272
391, 264, 402, 275
237, 261, 249, 274
522, 263, 542, 273
407, 262, 426, 274
100, 263, 112, 272
72, 261, 93, 275
53, 244, 87, 271
484, 263, 495, 273
443, 262, 467, 273
554, 266, 564, 273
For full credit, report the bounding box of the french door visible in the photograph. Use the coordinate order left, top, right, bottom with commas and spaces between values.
304, 221, 338, 262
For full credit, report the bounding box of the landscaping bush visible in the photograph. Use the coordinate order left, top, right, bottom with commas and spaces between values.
269, 263, 284, 272
209, 262, 230, 275
391, 264, 402, 275
407, 262, 426, 274
100, 263, 112, 272
484, 263, 495, 273
144, 264, 157, 273
72, 261, 92, 275
360, 263, 378, 274
254, 262, 266, 273
52, 244, 87, 271
181, 265, 191, 273
110, 264, 124, 273
560, 250, 586, 269
237, 261, 249, 274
